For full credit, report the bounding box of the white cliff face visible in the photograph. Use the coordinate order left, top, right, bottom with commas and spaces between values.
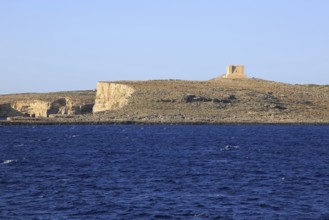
93, 82, 135, 113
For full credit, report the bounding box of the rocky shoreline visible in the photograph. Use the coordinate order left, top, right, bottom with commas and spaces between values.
2, 117, 329, 125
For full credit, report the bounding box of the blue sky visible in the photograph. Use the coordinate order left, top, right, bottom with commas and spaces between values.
1, 0, 329, 93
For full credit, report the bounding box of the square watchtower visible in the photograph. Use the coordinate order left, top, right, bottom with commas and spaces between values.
223, 65, 247, 79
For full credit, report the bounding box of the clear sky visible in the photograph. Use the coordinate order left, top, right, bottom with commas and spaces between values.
1, 0, 329, 94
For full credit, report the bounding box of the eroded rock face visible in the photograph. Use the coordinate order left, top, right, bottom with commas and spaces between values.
93, 82, 135, 113
11, 100, 50, 117
9, 98, 94, 118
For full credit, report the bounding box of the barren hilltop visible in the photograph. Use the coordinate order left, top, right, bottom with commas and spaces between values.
1, 76, 329, 124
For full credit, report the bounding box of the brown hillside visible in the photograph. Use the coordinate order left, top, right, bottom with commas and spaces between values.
1, 78, 329, 124
91, 78, 329, 123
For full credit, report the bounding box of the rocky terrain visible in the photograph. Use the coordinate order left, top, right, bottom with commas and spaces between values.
1, 78, 329, 124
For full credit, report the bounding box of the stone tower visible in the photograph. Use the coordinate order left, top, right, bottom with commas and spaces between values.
223, 65, 247, 79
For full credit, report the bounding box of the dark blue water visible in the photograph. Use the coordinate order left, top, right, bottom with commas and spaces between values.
1, 125, 329, 219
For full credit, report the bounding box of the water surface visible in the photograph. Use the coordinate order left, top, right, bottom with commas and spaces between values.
1, 125, 329, 219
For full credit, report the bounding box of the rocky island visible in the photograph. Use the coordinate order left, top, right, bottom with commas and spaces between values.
1, 66, 329, 125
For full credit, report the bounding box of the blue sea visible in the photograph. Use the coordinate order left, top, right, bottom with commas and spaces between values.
1, 125, 329, 219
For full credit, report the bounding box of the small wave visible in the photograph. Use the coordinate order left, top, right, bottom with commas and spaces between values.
2, 159, 17, 164
70, 135, 79, 138
216, 159, 228, 163
221, 145, 240, 151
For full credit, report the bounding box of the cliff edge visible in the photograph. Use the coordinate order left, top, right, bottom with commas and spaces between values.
93, 82, 135, 113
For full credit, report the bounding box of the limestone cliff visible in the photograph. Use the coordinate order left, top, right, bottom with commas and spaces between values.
10, 98, 94, 118
11, 100, 50, 117
93, 82, 135, 113
0, 91, 95, 118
